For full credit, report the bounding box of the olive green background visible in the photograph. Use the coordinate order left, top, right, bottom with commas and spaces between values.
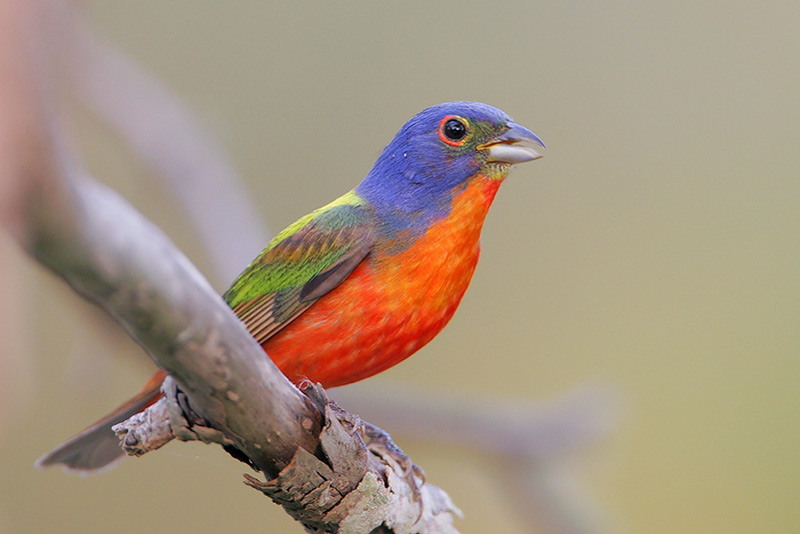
1, 2, 798, 533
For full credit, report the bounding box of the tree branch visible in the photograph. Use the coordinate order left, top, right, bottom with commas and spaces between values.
0, 1, 459, 531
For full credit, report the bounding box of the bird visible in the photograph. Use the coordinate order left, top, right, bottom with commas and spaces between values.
37, 101, 545, 472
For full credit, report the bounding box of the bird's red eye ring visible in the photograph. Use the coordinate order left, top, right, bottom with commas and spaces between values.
438, 116, 470, 146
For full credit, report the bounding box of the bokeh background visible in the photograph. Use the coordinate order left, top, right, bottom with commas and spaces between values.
1, 1, 799, 533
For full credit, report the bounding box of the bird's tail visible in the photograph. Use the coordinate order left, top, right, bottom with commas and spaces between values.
36, 370, 167, 472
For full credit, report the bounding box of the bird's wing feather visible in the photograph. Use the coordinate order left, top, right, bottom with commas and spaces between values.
224, 197, 374, 344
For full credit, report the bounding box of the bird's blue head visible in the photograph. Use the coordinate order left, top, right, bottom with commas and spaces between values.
356, 101, 544, 234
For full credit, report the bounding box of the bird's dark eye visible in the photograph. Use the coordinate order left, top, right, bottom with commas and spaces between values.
443, 119, 466, 140
438, 116, 470, 146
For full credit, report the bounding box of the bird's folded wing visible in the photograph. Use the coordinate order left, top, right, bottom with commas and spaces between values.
225, 201, 375, 345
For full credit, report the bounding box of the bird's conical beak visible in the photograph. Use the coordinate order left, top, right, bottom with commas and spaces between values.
480, 122, 546, 164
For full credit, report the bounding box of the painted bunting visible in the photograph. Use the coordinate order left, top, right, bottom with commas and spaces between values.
38, 101, 544, 471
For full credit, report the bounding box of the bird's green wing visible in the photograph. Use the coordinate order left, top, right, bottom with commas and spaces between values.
223, 192, 375, 344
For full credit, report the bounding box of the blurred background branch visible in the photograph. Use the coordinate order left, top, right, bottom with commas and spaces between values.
63, 16, 270, 282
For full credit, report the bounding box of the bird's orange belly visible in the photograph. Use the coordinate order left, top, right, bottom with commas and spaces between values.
263, 174, 501, 387
261, 259, 470, 387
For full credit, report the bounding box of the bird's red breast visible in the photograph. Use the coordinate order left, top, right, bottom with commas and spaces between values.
263, 173, 503, 387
